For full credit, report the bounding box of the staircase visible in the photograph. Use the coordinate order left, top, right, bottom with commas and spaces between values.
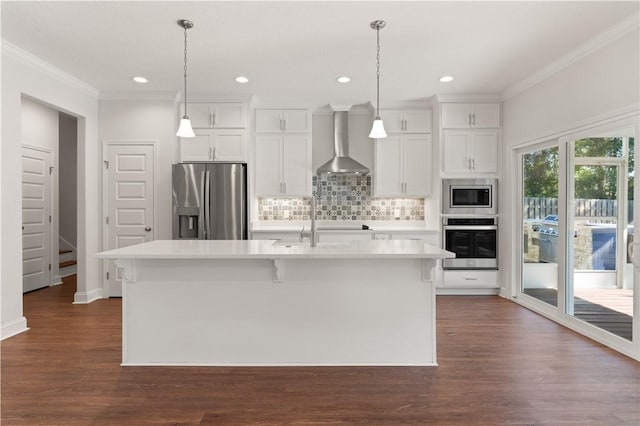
59, 249, 77, 277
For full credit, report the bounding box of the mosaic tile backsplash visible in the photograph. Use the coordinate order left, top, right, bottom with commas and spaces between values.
258, 175, 425, 221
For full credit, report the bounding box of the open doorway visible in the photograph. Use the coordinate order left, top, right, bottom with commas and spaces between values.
21, 97, 78, 298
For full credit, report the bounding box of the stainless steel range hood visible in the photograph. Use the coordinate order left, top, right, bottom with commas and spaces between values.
317, 108, 370, 175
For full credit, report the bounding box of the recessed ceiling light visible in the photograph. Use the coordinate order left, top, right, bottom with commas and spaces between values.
439, 75, 454, 83
337, 76, 351, 83
235, 76, 249, 83
132, 76, 148, 83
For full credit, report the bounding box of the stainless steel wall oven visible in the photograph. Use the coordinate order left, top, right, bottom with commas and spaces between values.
442, 217, 498, 270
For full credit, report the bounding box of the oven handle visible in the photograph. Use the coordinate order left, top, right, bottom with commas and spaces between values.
443, 225, 498, 231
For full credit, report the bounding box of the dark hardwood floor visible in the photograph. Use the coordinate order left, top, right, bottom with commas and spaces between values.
2, 276, 639, 425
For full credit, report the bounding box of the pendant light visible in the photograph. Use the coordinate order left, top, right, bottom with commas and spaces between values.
176, 19, 196, 138
369, 20, 387, 139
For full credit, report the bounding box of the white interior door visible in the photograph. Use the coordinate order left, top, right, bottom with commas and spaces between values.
105, 143, 155, 297
22, 146, 53, 293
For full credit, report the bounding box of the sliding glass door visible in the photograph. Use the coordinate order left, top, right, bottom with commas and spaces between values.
518, 119, 638, 356
567, 136, 634, 341
521, 146, 560, 307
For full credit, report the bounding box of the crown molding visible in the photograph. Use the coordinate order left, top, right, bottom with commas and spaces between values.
185, 92, 255, 102
503, 14, 640, 100
434, 93, 502, 103
2, 39, 100, 98
99, 91, 179, 101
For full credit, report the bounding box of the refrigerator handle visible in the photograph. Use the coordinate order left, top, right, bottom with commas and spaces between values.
199, 170, 206, 239
205, 170, 211, 239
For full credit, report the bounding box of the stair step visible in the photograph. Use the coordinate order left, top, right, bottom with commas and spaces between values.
59, 249, 72, 254
59, 260, 77, 269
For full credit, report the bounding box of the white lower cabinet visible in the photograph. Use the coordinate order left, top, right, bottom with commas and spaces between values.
180, 129, 246, 162
442, 270, 499, 288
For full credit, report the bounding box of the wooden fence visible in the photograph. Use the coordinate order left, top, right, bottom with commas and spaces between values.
523, 197, 630, 220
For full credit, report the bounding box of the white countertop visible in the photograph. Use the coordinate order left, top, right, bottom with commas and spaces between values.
251, 221, 439, 233
97, 239, 454, 260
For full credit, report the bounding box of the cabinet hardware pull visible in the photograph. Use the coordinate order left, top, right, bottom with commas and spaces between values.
212, 147, 216, 160
209, 147, 213, 160
468, 114, 472, 126
468, 158, 472, 170
472, 158, 475, 170
209, 113, 213, 126
283, 119, 287, 131
212, 113, 216, 126
283, 182, 287, 194
464, 277, 479, 281
472, 113, 476, 126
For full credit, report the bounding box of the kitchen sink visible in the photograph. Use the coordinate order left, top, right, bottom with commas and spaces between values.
271, 241, 350, 248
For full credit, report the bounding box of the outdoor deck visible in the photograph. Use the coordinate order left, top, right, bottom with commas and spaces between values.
523, 288, 633, 340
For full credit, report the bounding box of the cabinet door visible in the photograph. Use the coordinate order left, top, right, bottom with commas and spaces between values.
403, 134, 431, 196
282, 110, 311, 133
442, 131, 471, 174
255, 109, 284, 133
255, 135, 283, 196
472, 103, 501, 128
379, 110, 404, 133
441, 104, 472, 128
469, 131, 498, 173
212, 129, 246, 161
374, 135, 403, 196
404, 111, 432, 133
212, 103, 246, 128
181, 103, 213, 128
282, 135, 311, 196
180, 132, 212, 162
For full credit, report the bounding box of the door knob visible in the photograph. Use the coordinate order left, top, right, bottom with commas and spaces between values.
145, 226, 152, 232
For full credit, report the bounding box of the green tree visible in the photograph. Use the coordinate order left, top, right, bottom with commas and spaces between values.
523, 147, 558, 197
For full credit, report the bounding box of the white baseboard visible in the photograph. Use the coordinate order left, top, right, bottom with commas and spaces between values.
51, 274, 63, 286
1, 316, 29, 340
73, 287, 104, 304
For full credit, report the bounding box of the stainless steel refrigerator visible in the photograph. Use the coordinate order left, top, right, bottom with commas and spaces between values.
172, 163, 248, 240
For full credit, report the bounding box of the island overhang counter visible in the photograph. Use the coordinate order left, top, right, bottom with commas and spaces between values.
97, 239, 454, 366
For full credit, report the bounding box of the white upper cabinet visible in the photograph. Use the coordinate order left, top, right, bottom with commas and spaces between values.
442, 130, 498, 176
374, 134, 432, 197
180, 102, 247, 128
441, 103, 501, 129
180, 129, 247, 162
380, 109, 432, 133
255, 134, 311, 197
255, 109, 311, 133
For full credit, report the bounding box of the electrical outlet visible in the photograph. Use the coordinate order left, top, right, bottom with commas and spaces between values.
394, 209, 401, 218
283, 210, 290, 219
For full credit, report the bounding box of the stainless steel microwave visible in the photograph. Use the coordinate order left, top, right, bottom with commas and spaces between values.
442, 178, 498, 215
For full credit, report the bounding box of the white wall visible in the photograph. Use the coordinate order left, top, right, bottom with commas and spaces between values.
98, 98, 179, 241
59, 112, 78, 248
501, 28, 640, 298
2, 42, 100, 339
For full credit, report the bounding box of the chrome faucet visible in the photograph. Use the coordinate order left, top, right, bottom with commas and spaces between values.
300, 196, 318, 247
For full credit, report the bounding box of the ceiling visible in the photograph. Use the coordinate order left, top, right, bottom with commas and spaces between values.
2, 1, 638, 106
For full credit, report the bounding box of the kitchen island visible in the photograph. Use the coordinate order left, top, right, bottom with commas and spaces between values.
97, 239, 454, 366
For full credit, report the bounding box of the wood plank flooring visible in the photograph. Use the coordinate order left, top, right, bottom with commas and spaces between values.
2, 276, 639, 425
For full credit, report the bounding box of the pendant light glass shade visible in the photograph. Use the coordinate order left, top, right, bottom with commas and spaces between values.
176, 117, 195, 138
369, 117, 387, 139
176, 19, 195, 138
369, 20, 387, 140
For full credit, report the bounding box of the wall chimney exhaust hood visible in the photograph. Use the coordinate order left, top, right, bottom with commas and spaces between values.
317, 107, 370, 175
